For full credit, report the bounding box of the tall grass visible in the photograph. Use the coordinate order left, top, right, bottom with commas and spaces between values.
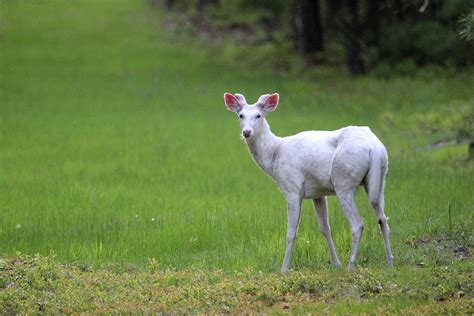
0, 0, 472, 271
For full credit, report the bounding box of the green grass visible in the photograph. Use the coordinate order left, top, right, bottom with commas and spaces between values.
0, 0, 473, 270
0, 0, 473, 312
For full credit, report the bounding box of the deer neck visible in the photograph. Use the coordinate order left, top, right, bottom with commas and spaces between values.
245, 119, 282, 175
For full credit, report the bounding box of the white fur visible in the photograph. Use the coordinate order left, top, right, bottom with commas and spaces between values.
224, 92, 394, 273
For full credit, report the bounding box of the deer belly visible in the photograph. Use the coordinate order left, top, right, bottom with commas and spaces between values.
301, 178, 335, 199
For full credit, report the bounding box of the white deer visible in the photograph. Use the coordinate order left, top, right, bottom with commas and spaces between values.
223, 92, 394, 273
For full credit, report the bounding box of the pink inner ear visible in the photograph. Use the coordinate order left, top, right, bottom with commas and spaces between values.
224, 93, 238, 111
267, 94, 279, 109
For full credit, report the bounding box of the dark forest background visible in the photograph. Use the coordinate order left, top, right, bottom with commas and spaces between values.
152, 0, 474, 75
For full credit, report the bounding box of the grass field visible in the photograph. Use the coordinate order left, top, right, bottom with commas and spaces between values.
1, 0, 473, 313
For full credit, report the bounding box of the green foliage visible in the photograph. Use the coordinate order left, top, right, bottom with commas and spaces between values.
414, 102, 474, 159
207, 1, 272, 27
379, 20, 470, 67
376, 0, 474, 67
414, 102, 474, 144
459, 10, 474, 41
239, 0, 287, 19
217, 34, 297, 72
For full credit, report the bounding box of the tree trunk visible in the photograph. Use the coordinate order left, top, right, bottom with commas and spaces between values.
365, 0, 381, 45
469, 142, 474, 160
394, 0, 404, 20
300, 0, 324, 55
167, 0, 174, 9
291, 0, 324, 55
325, 0, 342, 29
342, 0, 364, 75
291, 1, 304, 52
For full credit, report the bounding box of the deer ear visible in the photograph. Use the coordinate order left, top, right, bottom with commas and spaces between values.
257, 93, 279, 112
224, 93, 241, 112
234, 93, 247, 106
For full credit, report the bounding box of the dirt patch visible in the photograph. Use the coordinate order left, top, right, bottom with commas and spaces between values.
410, 232, 472, 262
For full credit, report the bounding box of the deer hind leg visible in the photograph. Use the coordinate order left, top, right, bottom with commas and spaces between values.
331, 142, 370, 270
365, 183, 394, 267
312, 197, 341, 268
336, 189, 364, 271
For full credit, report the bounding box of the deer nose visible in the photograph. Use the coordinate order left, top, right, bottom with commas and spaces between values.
243, 130, 251, 138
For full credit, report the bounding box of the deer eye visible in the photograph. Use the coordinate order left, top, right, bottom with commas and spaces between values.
256, 114, 261, 119
239, 114, 244, 119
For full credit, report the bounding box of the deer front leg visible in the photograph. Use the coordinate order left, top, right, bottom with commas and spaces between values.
281, 194, 302, 274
